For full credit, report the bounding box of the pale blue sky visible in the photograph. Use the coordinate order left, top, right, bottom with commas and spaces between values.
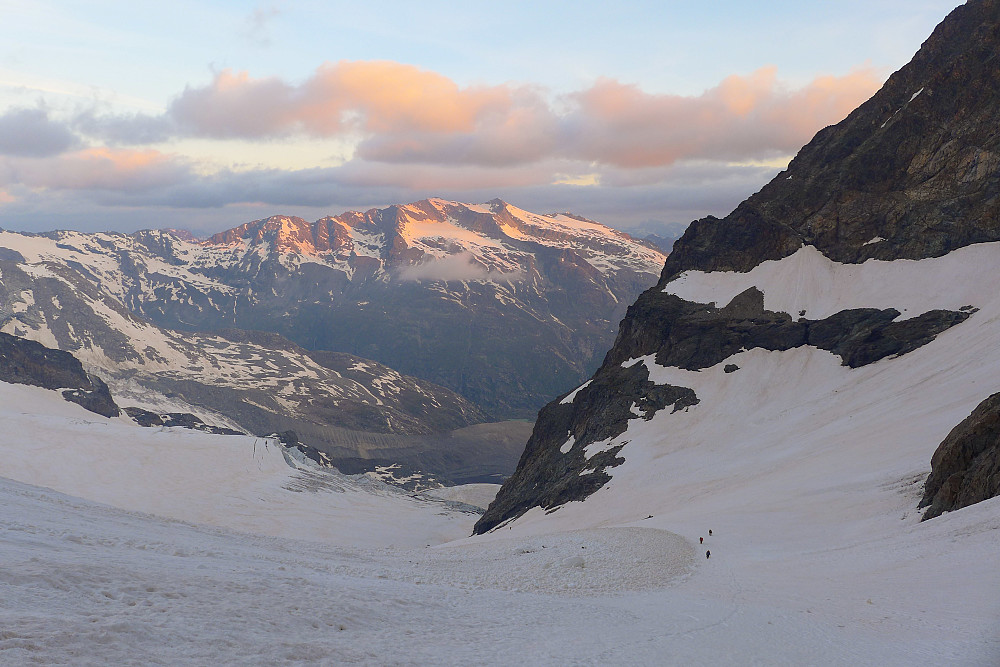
0, 0, 965, 234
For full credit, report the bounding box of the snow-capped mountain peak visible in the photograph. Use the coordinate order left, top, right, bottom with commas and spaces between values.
0, 199, 666, 416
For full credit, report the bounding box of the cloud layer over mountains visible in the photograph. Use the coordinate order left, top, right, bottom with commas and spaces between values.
0, 60, 880, 234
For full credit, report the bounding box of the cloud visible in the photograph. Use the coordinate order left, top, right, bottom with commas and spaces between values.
0, 58, 880, 235
0, 134, 782, 232
168, 61, 520, 141
241, 4, 282, 47
156, 61, 880, 169
563, 66, 881, 167
169, 70, 300, 139
0, 108, 79, 157
396, 251, 526, 283
2, 148, 191, 192
72, 109, 175, 145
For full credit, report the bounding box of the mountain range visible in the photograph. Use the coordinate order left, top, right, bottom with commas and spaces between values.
0, 198, 664, 419
0, 198, 661, 483
1, 2, 999, 663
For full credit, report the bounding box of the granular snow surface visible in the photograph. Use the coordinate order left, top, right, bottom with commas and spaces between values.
2, 385, 996, 665
422, 483, 500, 509
4, 242, 1000, 664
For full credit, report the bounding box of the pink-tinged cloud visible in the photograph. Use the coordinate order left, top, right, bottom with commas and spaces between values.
164, 61, 881, 168
566, 66, 882, 167
6, 148, 190, 192
170, 64, 558, 165
171, 70, 301, 138
171, 61, 519, 139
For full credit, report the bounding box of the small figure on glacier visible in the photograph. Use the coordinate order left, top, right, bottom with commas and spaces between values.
699, 537, 704, 544
706, 550, 711, 559
708, 529, 713, 536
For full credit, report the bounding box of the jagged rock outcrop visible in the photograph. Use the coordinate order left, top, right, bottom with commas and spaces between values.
604, 286, 969, 372
476, 1, 998, 533
662, 0, 1000, 281
476, 360, 698, 531
123, 407, 244, 435
920, 392, 1000, 519
0, 331, 119, 417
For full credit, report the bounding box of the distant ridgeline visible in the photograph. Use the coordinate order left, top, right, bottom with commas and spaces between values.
0, 198, 664, 419
0, 199, 661, 484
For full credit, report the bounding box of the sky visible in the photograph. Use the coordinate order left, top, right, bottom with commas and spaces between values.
0, 0, 965, 236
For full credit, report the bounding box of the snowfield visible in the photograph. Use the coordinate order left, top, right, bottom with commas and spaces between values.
3, 243, 1000, 664
2, 387, 997, 665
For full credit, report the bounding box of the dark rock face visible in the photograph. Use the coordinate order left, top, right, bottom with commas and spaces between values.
477, 2, 996, 533
605, 286, 968, 372
475, 361, 697, 533
807, 308, 969, 368
0, 331, 119, 417
123, 407, 244, 435
662, 0, 1000, 281
920, 393, 1000, 519
62, 376, 118, 418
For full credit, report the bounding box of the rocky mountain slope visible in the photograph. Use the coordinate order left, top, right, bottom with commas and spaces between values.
478, 0, 1000, 533
0, 198, 664, 417
660, 0, 1000, 279
0, 253, 527, 482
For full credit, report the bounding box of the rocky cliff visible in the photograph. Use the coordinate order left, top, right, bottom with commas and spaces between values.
0, 331, 119, 417
476, 0, 1000, 533
920, 392, 1000, 519
661, 0, 1000, 280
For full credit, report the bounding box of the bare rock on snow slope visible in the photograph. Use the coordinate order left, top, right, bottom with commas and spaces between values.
921, 391, 1000, 519
0, 331, 118, 417
477, 0, 1000, 533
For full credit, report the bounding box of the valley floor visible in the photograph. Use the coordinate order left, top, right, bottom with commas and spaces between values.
1, 382, 997, 666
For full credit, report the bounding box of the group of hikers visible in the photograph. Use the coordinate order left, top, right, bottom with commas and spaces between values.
699, 529, 713, 558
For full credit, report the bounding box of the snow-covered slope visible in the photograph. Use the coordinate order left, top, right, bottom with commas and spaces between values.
461, 241, 1000, 663
470, 4, 1000, 661
0, 382, 477, 547
0, 198, 665, 415
2, 357, 996, 664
